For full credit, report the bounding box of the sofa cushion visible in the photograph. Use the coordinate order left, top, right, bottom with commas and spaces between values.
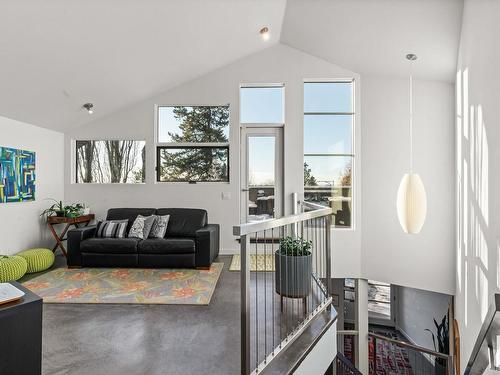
106, 208, 156, 231
156, 208, 208, 237
138, 238, 195, 255
95, 220, 128, 238
80, 238, 140, 254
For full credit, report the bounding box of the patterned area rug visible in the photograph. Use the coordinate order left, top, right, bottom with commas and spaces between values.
369, 332, 414, 375
22, 263, 223, 305
229, 254, 274, 271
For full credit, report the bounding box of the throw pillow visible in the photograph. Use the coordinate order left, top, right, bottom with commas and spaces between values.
149, 215, 170, 238
96, 220, 128, 238
129, 215, 156, 239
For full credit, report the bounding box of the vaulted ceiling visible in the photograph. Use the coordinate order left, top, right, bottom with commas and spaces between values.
0, 0, 463, 132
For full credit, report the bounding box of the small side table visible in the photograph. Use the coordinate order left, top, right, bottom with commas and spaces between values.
47, 214, 95, 257
0, 282, 42, 375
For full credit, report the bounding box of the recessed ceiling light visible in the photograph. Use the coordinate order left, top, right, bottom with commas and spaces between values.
82, 103, 94, 114
260, 27, 270, 41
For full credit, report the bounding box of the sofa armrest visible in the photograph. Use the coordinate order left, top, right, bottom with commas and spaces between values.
195, 224, 220, 268
67, 226, 96, 267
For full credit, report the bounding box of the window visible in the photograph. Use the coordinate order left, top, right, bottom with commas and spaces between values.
75, 140, 145, 184
156, 106, 230, 182
367, 280, 391, 320
240, 86, 284, 124
303, 81, 354, 228
343, 278, 395, 326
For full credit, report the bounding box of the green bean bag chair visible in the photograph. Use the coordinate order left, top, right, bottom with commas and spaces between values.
0, 255, 28, 282
17, 248, 55, 274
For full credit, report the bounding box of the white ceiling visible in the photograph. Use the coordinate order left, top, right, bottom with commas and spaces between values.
0, 0, 286, 131
281, 0, 464, 83
0, 0, 463, 132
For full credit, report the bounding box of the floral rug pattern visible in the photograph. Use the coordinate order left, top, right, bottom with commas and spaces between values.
22, 263, 223, 305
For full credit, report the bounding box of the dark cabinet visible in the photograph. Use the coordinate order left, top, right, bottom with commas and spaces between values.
0, 281, 42, 375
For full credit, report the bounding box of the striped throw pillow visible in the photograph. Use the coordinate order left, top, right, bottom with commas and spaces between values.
95, 220, 128, 238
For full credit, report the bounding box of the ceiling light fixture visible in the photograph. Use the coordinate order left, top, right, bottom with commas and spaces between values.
82, 103, 94, 114
396, 53, 427, 234
260, 27, 270, 41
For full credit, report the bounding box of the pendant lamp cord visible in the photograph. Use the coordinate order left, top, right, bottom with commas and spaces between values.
409, 62, 413, 174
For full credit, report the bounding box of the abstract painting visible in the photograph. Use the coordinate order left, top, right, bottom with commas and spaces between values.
0, 146, 36, 203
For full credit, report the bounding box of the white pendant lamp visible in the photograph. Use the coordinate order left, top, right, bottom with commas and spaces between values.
396, 54, 427, 234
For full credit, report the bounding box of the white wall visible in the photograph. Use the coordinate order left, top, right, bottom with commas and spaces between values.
396, 286, 451, 351
455, 0, 500, 370
64, 44, 362, 276
361, 76, 455, 295
0, 115, 64, 255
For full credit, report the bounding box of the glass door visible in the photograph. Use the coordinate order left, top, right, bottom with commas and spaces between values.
240, 127, 283, 223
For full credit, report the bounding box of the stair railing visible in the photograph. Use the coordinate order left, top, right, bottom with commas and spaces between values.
234, 204, 333, 374
369, 332, 453, 375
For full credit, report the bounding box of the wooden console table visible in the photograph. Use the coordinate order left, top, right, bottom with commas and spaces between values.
47, 214, 95, 257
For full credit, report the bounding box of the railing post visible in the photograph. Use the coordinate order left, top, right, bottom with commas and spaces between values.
325, 214, 332, 296
447, 355, 453, 375
241, 234, 251, 375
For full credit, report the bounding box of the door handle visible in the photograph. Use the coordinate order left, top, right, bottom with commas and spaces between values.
241, 188, 250, 192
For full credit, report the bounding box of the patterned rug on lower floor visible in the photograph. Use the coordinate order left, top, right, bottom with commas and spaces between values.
229, 254, 275, 271
369, 331, 414, 375
21, 263, 223, 305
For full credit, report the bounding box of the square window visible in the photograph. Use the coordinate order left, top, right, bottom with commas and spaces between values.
240, 86, 284, 124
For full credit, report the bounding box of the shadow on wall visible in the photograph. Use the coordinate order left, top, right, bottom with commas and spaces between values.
456, 67, 495, 365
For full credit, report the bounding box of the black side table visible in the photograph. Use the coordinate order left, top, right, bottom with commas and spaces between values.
0, 281, 42, 375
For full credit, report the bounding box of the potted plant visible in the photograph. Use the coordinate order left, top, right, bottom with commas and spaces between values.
40, 200, 85, 218
64, 203, 84, 218
425, 313, 449, 375
275, 236, 312, 298
40, 199, 66, 218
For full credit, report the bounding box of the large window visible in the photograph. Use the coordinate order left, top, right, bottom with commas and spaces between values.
75, 140, 145, 184
303, 81, 354, 228
156, 105, 230, 182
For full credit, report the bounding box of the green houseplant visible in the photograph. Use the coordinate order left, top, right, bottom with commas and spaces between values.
425, 313, 449, 375
40, 199, 85, 218
275, 236, 313, 298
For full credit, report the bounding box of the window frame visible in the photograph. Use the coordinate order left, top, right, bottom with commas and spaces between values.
73, 139, 147, 185
154, 104, 231, 184
303, 79, 355, 229
156, 145, 230, 183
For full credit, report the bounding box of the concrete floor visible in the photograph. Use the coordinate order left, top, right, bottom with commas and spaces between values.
42, 256, 240, 375
40, 255, 327, 375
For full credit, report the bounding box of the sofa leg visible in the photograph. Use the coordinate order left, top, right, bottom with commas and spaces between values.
196, 266, 210, 270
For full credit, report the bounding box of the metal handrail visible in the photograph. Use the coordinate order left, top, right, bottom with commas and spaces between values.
233, 206, 333, 236
336, 352, 362, 375
369, 332, 451, 360
236, 205, 333, 374
337, 330, 359, 336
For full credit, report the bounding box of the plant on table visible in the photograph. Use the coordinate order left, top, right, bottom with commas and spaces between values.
40, 199, 85, 218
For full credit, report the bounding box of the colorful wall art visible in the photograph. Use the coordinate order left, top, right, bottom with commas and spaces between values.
0, 146, 36, 203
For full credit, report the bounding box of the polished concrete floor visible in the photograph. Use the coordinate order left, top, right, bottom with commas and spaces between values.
42, 256, 241, 375
40, 255, 326, 375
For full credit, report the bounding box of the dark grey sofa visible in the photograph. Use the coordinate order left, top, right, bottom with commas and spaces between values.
67, 208, 219, 269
